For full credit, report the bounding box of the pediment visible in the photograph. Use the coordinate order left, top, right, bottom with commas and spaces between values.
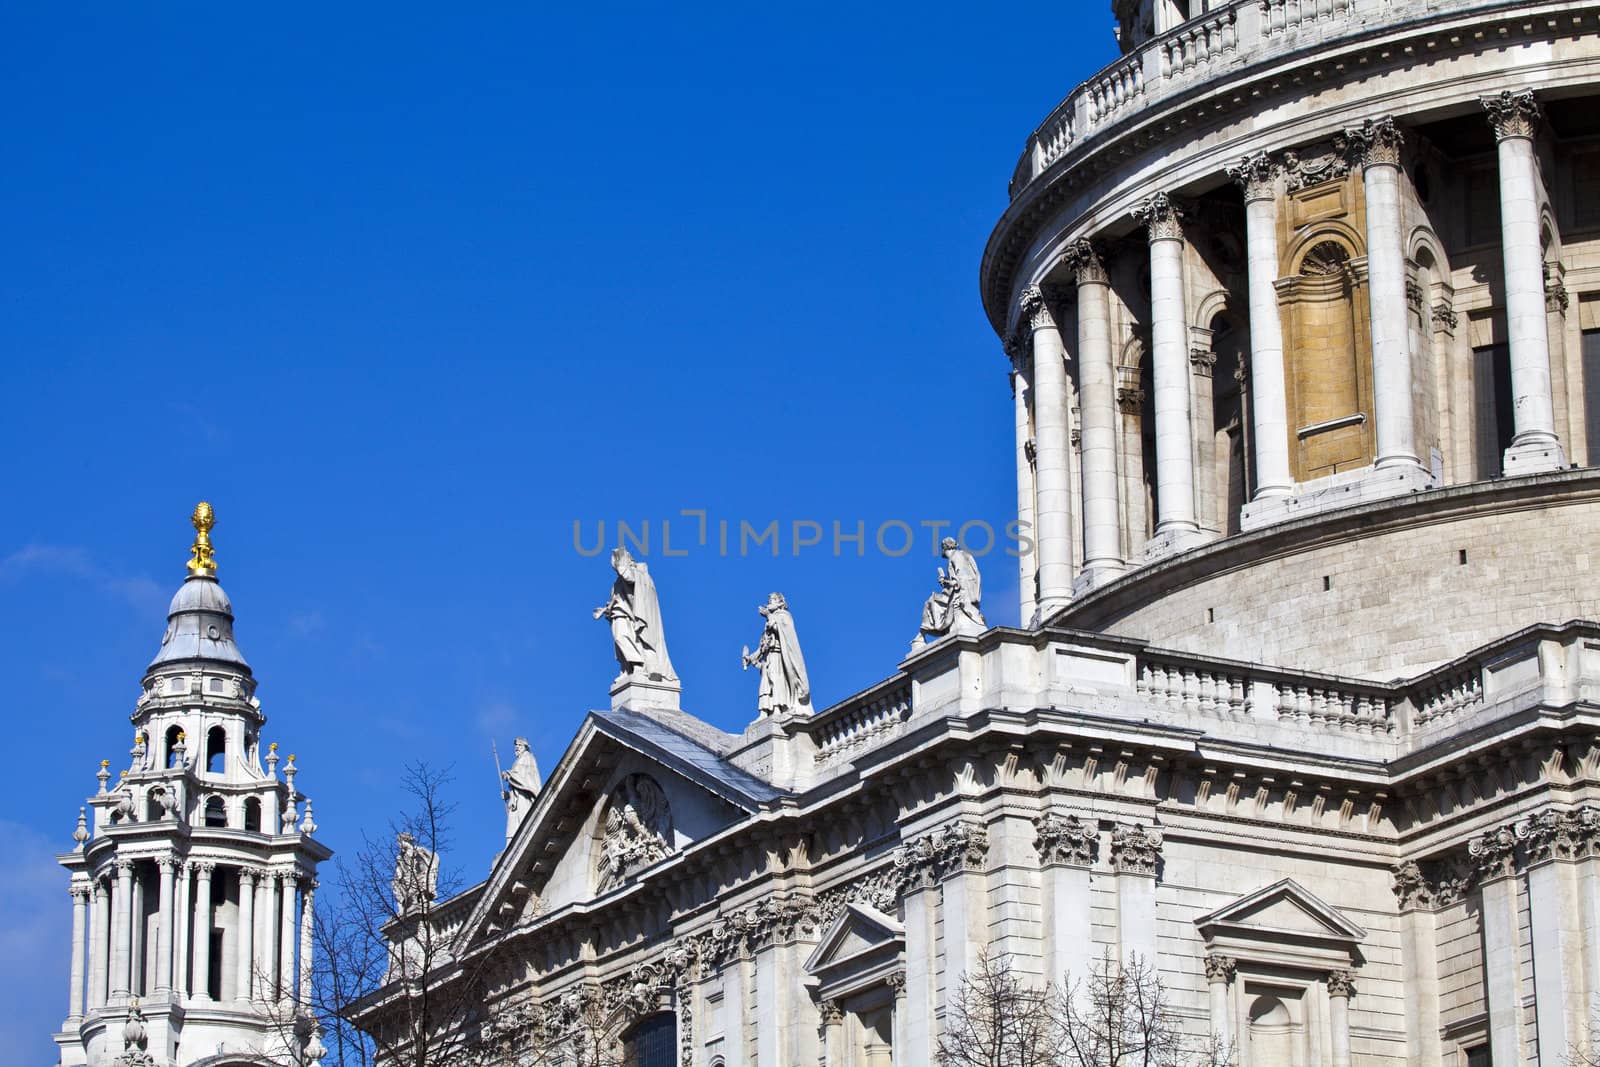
804, 902, 904, 998
454, 707, 777, 952
1195, 878, 1366, 971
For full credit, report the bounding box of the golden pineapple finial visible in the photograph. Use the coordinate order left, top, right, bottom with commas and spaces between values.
187, 502, 217, 578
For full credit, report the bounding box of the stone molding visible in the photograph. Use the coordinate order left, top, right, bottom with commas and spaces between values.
1282, 140, 1351, 193
1483, 89, 1540, 142
893, 820, 990, 891
1134, 192, 1185, 243
1340, 116, 1403, 170
1203, 953, 1236, 984
1021, 285, 1058, 331
1034, 812, 1098, 867
1227, 151, 1278, 201
1190, 348, 1218, 377
1392, 805, 1600, 908
1116, 387, 1147, 414
1431, 302, 1459, 334
1110, 822, 1163, 876
1067, 238, 1111, 285
1326, 969, 1356, 998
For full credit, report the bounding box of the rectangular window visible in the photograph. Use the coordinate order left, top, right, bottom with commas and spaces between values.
1466, 1044, 1492, 1067
1473, 342, 1513, 477
1582, 329, 1600, 467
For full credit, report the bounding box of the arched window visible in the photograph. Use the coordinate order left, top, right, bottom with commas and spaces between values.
621, 1013, 676, 1067
204, 796, 227, 828
1281, 236, 1373, 481
244, 796, 262, 833
206, 726, 226, 774
165, 725, 184, 769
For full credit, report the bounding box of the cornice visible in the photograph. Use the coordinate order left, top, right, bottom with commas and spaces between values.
980, 2, 1600, 335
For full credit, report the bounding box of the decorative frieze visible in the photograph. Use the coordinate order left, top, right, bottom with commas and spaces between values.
1339, 116, 1403, 169
893, 820, 990, 892
1110, 823, 1163, 876
1034, 812, 1098, 867
1282, 141, 1350, 192
1227, 152, 1278, 202
1134, 192, 1185, 243
596, 774, 673, 891
1483, 89, 1541, 142
1067, 239, 1110, 285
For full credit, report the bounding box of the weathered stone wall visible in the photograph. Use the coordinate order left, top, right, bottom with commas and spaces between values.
1060, 471, 1600, 679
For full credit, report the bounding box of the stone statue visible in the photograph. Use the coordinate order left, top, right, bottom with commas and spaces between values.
501, 737, 543, 840
741, 592, 811, 716
594, 547, 677, 682
392, 831, 438, 915
597, 773, 673, 890
919, 537, 986, 640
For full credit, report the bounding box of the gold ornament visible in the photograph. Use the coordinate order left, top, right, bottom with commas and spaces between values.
186, 502, 217, 577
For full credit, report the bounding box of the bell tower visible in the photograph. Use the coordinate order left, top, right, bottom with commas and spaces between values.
55, 504, 331, 1067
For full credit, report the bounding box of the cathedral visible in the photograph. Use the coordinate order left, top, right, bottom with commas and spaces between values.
55, 0, 1600, 1065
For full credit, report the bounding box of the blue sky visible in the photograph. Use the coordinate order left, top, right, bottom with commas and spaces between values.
0, 6, 1117, 1059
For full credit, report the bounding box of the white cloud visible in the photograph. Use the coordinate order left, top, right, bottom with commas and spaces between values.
0, 544, 167, 615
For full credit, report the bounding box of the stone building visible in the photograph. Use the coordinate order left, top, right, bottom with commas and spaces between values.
279, 2, 1600, 1065
54, 505, 330, 1067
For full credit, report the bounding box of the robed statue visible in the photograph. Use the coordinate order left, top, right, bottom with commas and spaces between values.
594, 547, 677, 682
392, 831, 438, 915
741, 592, 812, 716
501, 736, 543, 840
920, 537, 986, 640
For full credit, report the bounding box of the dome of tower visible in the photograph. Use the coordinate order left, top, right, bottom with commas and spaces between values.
144, 502, 252, 675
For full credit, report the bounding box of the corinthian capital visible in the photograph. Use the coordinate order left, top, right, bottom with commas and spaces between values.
1227, 152, 1279, 202
1066, 239, 1110, 285
1483, 90, 1540, 142
1340, 116, 1404, 170
1134, 193, 1185, 243
1020, 285, 1057, 331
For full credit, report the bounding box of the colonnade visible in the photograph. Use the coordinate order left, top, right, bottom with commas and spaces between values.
1012, 91, 1569, 618
66, 856, 314, 1022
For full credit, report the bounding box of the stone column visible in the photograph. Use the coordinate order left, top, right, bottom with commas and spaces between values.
1484, 90, 1567, 474
1135, 193, 1201, 545
1022, 286, 1074, 615
172, 860, 191, 997
818, 1000, 843, 1067
1110, 823, 1162, 966
1327, 970, 1354, 1067
235, 867, 256, 1003
90, 878, 111, 1010
1346, 117, 1423, 474
1229, 153, 1293, 498
1519, 811, 1588, 1063
110, 859, 134, 1003
191, 863, 214, 1001
899, 876, 934, 1066
67, 886, 89, 1021
255, 870, 275, 1001
156, 855, 177, 993
1204, 954, 1235, 1052
278, 873, 298, 1000
1069, 239, 1125, 585
889, 970, 908, 1061
1009, 344, 1038, 624
1034, 813, 1096, 985
298, 880, 316, 1009
1471, 831, 1526, 1067
1391, 862, 1444, 1063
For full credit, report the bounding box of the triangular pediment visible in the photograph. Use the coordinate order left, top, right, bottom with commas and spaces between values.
805, 901, 904, 978
1195, 878, 1367, 946
453, 706, 782, 952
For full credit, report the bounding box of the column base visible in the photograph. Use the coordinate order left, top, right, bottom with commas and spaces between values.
1142, 525, 1207, 562
1240, 462, 1436, 532
1503, 436, 1568, 476
1072, 563, 1126, 598
1032, 595, 1072, 628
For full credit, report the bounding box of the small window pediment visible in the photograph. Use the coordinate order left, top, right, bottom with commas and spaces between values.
1195, 878, 1365, 971
805, 902, 904, 1001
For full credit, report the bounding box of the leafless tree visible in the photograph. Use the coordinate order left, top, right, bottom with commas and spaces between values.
1060, 952, 1232, 1067
938, 949, 1064, 1067
939, 949, 1232, 1067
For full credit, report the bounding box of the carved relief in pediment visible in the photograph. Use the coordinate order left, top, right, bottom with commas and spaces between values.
596, 773, 673, 891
